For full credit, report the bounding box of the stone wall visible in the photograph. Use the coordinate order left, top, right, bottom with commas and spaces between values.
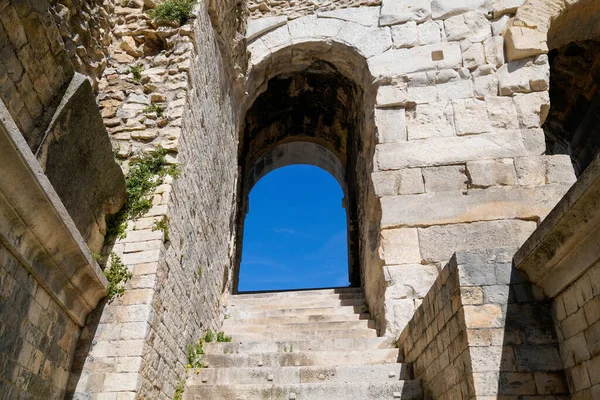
0, 244, 80, 399
397, 249, 567, 398
244, 0, 578, 336
68, 1, 241, 398
0, 0, 74, 152
247, 0, 381, 20
50, 0, 114, 90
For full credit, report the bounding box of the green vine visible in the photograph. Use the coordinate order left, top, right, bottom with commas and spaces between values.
106, 146, 180, 239
105, 254, 133, 300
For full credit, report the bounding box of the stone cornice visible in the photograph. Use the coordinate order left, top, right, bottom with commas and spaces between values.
0, 99, 108, 327
515, 154, 600, 297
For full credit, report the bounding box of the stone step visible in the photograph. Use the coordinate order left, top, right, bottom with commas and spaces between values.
227, 298, 366, 311
202, 349, 399, 368
204, 337, 394, 355
188, 363, 412, 385
231, 328, 378, 341
224, 312, 371, 326
184, 380, 423, 400
233, 287, 362, 300
228, 305, 368, 320
223, 320, 375, 334
229, 293, 364, 306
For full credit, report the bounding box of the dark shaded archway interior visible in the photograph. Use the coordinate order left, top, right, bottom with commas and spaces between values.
233, 61, 366, 292
545, 40, 600, 176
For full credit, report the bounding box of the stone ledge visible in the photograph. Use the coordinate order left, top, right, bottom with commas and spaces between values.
515, 154, 600, 297
0, 98, 107, 327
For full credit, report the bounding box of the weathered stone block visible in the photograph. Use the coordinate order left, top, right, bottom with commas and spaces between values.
418, 220, 536, 262
376, 85, 409, 108
431, 0, 492, 19
504, 25, 549, 61
381, 184, 570, 228
379, 229, 421, 265
452, 98, 492, 135
484, 36, 505, 67
467, 158, 517, 187
380, 0, 431, 26
444, 12, 492, 43
462, 42, 486, 69
418, 20, 442, 45
391, 21, 419, 48
375, 108, 407, 143
498, 56, 549, 95
513, 92, 550, 128
485, 96, 519, 130
422, 164, 468, 192
406, 102, 456, 140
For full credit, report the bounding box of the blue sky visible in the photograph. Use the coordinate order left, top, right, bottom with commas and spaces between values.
238, 165, 350, 292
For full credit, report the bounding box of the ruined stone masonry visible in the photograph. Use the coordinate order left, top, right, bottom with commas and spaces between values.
1, 0, 600, 398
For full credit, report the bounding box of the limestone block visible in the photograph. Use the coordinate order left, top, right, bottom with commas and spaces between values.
372, 168, 425, 196
485, 96, 519, 129
260, 24, 292, 51
498, 56, 549, 95
376, 130, 540, 170
407, 85, 437, 104
317, 7, 380, 27
368, 42, 463, 77
444, 12, 492, 43
462, 42, 486, 69
422, 164, 468, 192
473, 71, 499, 98
431, 0, 492, 19
248, 38, 271, 66
464, 304, 504, 328
492, 0, 525, 17
379, 229, 421, 264
491, 14, 511, 36
391, 21, 419, 48
288, 15, 318, 42
545, 155, 576, 185
467, 158, 517, 187
484, 36, 505, 67
437, 79, 474, 101
407, 102, 456, 140
375, 108, 407, 143
313, 17, 346, 39
384, 298, 416, 337
452, 98, 491, 135
380, 0, 432, 26
384, 264, 439, 299
246, 16, 287, 41
504, 26, 549, 61
120, 36, 143, 57
376, 85, 409, 108
336, 25, 393, 59
380, 184, 571, 227
418, 20, 442, 45
513, 92, 550, 128
514, 156, 545, 186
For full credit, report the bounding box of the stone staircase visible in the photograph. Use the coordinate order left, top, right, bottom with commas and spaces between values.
185, 287, 423, 400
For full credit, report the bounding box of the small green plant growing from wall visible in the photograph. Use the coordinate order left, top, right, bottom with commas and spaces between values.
203, 330, 215, 343
128, 65, 143, 82
143, 103, 165, 117
216, 331, 232, 343
153, 215, 170, 242
148, 0, 196, 25
187, 337, 206, 369
106, 146, 181, 239
173, 378, 185, 400
105, 254, 133, 300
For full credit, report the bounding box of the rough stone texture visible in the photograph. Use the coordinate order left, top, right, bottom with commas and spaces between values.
0, 0, 75, 152
247, 0, 381, 20
0, 243, 80, 399
397, 249, 567, 399
37, 73, 126, 253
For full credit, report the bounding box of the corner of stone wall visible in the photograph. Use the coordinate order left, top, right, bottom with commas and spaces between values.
398, 247, 568, 398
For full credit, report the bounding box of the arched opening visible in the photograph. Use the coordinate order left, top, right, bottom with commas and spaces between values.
238, 164, 350, 292
232, 54, 378, 294
541, 0, 600, 175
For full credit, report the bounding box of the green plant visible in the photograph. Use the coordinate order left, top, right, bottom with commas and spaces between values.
104, 254, 133, 300
223, 313, 230, 320
128, 65, 143, 81
173, 378, 185, 400
203, 330, 215, 343
89, 248, 103, 263
106, 146, 181, 239
187, 337, 205, 369
289, 344, 293, 353
152, 216, 170, 242
143, 103, 165, 117
216, 331, 232, 343
148, 0, 196, 25
194, 266, 203, 280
